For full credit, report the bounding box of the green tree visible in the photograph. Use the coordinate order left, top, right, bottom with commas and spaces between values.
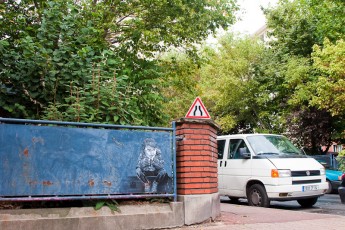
287, 39, 345, 153
0, 0, 238, 126
310, 39, 345, 116
0, 0, 123, 119
265, 0, 345, 57
159, 50, 203, 124
260, 0, 345, 152
198, 35, 267, 134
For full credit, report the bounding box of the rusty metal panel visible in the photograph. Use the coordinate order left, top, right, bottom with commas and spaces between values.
0, 120, 175, 200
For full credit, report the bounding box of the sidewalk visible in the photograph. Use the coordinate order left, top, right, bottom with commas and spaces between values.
168, 203, 345, 230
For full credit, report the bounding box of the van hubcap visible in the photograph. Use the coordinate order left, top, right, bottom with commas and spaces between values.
251, 189, 261, 205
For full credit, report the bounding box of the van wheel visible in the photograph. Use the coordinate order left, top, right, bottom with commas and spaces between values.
247, 184, 270, 208
297, 197, 318, 208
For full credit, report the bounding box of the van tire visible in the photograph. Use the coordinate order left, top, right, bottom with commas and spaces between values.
247, 184, 270, 208
297, 197, 318, 208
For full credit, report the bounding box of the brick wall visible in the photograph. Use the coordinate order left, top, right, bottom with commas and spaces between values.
175, 118, 219, 195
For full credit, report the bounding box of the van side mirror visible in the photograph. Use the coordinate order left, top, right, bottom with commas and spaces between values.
239, 147, 251, 159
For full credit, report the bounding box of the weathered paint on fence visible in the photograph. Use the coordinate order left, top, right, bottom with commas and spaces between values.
0, 118, 176, 201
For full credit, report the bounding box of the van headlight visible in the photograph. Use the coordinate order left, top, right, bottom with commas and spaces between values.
320, 168, 325, 175
271, 169, 291, 178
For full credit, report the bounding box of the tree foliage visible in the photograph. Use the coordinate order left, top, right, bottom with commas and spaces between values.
265, 0, 345, 57
283, 38, 345, 152
260, 0, 345, 152
337, 150, 345, 172
198, 35, 267, 134
158, 0, 345, 154
0, 0, 238, 126
310, 39, 345, 116
159, 50, 203, 124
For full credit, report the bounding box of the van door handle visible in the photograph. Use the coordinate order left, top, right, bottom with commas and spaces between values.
225, 161, 227, 167
220, 161, 222, 167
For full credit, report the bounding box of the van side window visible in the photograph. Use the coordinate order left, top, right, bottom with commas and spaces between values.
217, 140, 226, 159
228, 139, 250, 159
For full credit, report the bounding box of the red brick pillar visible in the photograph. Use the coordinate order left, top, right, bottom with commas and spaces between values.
175, 118, 220, 224
176, 118, 219, 195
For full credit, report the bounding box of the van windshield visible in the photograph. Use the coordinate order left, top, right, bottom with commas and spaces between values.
247, 135, 303, 156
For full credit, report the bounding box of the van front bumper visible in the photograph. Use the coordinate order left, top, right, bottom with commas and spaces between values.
265, 182, 328, 200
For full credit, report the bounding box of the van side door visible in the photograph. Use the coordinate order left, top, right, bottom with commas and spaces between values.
223, 138, 252, 197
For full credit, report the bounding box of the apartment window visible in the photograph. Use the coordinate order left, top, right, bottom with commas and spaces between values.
333, 145, 343, 153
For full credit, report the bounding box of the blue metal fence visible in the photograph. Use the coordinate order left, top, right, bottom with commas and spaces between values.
0, 118, 176, 201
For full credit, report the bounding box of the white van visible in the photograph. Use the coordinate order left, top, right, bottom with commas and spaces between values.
217, 134, 328, 207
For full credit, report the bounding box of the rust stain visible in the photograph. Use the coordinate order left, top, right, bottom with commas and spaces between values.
42, 181, 53, 186
29, 181, 38, 186
88, 179, 95, 187
103, 181, 112, 186
23, 148, 29, 157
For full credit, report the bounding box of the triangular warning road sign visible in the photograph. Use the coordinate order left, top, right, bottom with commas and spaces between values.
185, 97, 211, 119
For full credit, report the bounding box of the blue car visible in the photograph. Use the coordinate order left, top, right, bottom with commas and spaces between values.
311, 154, 343, 194
325, 169, 343, 193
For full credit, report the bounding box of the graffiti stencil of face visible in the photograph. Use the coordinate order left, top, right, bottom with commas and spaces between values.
145, 145, 156, 160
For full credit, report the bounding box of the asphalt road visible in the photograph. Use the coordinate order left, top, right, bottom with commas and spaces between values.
221, 194, 345, 216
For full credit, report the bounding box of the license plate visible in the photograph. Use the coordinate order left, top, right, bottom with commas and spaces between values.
302, 185, 319, 192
